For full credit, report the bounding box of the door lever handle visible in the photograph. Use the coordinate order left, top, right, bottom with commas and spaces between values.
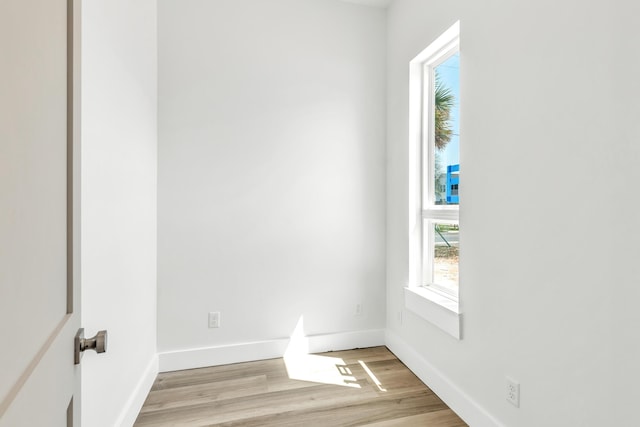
74, 328, 107, 364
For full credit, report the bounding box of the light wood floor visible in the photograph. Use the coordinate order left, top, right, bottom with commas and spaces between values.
134, 346, 467, 426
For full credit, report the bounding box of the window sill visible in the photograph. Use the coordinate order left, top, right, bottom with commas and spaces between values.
404, 286, 461, 339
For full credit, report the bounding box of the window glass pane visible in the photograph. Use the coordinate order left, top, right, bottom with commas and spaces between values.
433, 52, 460, 205
429, 222, 459, 295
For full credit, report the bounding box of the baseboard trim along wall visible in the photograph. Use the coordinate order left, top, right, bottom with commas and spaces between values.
385, 330, 504, 427
158, 329, 386, 373
115, 355, 159, 427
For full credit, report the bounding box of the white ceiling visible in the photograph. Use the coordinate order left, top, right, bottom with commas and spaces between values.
338, 0, 392, 9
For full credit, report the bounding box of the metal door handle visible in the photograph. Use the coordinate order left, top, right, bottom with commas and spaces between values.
74, 328, 107, 364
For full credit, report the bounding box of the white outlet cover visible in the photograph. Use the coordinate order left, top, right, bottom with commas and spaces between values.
208, 312, 220, 328
506, 378, 520, 407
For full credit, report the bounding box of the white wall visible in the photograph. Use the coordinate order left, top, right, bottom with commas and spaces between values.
81, 1, 158, 426
386, 0, 640, 426
158, 0, 387, 360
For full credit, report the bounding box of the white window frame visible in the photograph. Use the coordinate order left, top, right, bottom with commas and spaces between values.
406, 21, 461, 339
423, 44, 460, 299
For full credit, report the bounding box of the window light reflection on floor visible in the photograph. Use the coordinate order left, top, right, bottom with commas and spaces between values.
284, 316, 361, 389
358, 360, 387, 392
284, 353, 362, 389
283, 316, 387, 392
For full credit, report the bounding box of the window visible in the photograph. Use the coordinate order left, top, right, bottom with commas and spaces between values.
407, 22, 460, 338
424, 48, 460, 299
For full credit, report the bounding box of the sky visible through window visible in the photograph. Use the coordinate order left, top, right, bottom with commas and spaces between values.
436, 52, 460, 168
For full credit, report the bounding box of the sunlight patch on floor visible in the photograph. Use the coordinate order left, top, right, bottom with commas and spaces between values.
359, 360, 386, 392
283, 316, 361, 388
284, 353, 361, 388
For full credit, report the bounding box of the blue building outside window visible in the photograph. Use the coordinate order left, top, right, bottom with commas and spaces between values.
446, 164, 459, 204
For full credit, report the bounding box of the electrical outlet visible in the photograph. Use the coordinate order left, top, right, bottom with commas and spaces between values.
355, 304, 363, 316
208, 312, 220, 328
506, 378, 520, 407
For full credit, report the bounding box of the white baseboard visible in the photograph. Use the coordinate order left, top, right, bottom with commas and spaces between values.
385, 330, 504, 427
116, 355, 159, 427
158, 329, 386, 373
307, 329, 385, 353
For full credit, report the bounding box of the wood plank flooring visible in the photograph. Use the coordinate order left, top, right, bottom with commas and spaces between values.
134, 346, 467, 427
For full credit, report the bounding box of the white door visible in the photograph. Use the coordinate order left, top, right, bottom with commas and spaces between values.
0, 0, 82, 426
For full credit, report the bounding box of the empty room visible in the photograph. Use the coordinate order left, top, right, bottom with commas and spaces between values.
1, 0, 638, 426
